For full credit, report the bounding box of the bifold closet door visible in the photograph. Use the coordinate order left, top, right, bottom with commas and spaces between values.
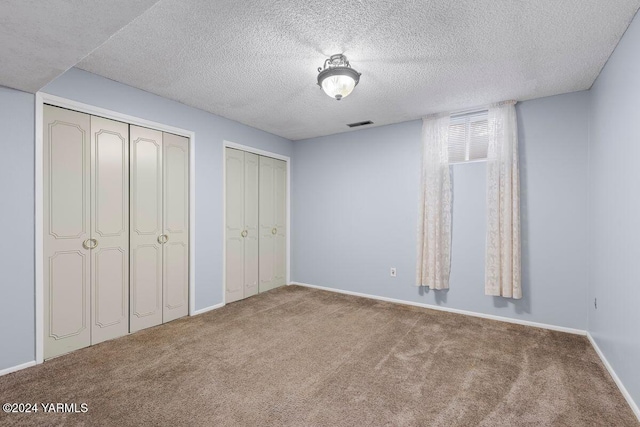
44, 110, 188, 356
225, 148, 259, 303
243, 152, 259, 298
225, 148, 243, 303
273, 159, 287, 288
130, 125, 163, 332
259, 157, 286, 293
43, 105, 91, 359
162, 132, 190, 322
90, 116, 129, 345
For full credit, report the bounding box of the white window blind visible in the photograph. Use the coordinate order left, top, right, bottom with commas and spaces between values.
448, 111, 489, 164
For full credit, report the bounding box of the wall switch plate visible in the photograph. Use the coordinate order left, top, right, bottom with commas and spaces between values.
390, 267, 397, 277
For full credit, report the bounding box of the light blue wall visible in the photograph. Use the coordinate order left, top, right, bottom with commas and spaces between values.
292, 91, 590, 330
0, 68, 293, 371
0, 87, 35, 370
588, 9, 640, 408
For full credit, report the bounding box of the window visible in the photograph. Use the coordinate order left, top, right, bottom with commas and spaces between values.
448, 111, 489, 164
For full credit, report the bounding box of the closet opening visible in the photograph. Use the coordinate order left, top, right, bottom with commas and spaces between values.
35, 94, 196, 362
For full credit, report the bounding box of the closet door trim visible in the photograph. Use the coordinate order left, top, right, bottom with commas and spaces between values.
222, 140, 291, 304
35, 93, 196, 364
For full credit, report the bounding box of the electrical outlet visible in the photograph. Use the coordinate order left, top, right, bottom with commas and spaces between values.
390, 267, 397, 277
594, 298, 597, 309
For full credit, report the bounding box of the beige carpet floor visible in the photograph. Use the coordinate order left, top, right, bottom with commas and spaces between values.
0, 285, 637, 426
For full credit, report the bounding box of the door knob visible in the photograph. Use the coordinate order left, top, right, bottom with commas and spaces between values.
272, 228, 277, 235
157, 234, 169, 244
82, 238, 98, 250
241, 230, 248, 238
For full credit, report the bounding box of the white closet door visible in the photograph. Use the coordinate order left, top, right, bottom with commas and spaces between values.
90, 116, 129, 344
258, 156, 284, 292
162, 132, 189, 322
273, 158, 287, 288
225, 148, 245, 303
225, 148, 259, 303
259, 156, 287, 293
130, 125, 163, 332
259, 156, 275, 292
244, 152, 259, 298
43, 105, 91, 359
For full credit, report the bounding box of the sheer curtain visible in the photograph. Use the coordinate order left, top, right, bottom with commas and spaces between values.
485, 101, 522, 299
416, 115, 452, 290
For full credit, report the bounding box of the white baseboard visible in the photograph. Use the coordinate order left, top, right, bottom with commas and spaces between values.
290, 282, 586, 336
587, 333, 640, 421
192, 302, 225, 316
0, 360, 36, 377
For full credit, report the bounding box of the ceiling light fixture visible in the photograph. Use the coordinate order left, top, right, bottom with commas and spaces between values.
317, 54, 361, 100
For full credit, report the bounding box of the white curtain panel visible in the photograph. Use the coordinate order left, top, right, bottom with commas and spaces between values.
485, 101, 522, 299
416, 115, 452, 290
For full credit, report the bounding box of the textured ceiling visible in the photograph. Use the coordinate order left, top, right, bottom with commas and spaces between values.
0, 0, 160, 93
5, 1, 639, 140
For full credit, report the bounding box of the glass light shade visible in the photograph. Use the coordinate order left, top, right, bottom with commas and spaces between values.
320, 74, 356, 100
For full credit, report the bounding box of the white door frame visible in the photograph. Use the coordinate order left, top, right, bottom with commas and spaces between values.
35, 92, 197, 364
222, 140, 291, 305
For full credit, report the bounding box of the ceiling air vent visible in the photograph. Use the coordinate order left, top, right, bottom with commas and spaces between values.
347, 120, 373, 128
